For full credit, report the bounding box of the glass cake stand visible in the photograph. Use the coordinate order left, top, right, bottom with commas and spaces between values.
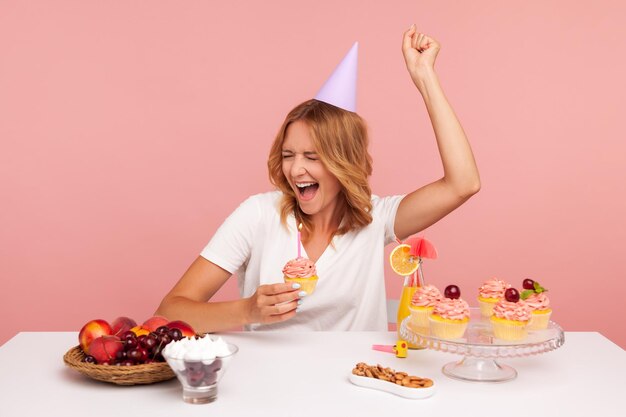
399, 308, 565, 383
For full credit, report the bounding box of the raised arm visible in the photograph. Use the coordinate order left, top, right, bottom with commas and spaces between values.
394, 25, 481, 240
155, 256, 301, 332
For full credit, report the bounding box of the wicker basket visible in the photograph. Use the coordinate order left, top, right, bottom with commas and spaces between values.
63, 345, 176, 385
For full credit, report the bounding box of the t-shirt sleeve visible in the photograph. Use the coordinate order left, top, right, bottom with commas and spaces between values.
199, 195, 262, 274
372, 194, 405, 246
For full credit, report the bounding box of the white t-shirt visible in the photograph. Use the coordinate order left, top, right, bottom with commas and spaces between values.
200, 191, 404, 331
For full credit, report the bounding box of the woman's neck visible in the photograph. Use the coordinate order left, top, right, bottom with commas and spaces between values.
308, 198, 345, 238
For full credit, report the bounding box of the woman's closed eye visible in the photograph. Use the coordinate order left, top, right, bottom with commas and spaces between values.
282, 152, 318, 161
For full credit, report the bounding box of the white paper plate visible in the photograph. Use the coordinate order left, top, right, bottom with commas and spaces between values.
348, 373, 436, 399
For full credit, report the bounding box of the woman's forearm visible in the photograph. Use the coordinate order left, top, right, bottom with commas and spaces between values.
417, 69, 480, 197
156, 296, 251, 333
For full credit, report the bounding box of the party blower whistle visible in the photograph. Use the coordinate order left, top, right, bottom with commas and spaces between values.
372, 340, 408, 358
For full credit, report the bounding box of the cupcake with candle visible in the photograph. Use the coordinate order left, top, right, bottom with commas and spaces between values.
520, 278, 552, 330
282, 223, 319, 294
477, 277, 511, 317
283, 257, 318, 295
408, 285, 441, 328
490, 288, 532, 340
428, 285, 470, 339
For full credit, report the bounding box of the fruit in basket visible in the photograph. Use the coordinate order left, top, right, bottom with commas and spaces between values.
89, 335, 123, 363
142, 316, 169, 332
167, 320, 195, 337
79, 319, 113, 353
129, 325, 151, 336
76, 316, 197, 365
111, 316, 137, 336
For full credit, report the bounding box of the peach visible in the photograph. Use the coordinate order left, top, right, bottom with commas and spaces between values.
167, 320, 196, 337
111, 316, 137, 336
89, 335, 123, 364
142, 315, 169, 332
78, 319, 112, 353
129, 325, 151, 337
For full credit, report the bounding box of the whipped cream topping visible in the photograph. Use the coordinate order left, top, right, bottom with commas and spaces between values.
282, 257, 317, 278
162, 335, 233, 366
524, 292, 550, 311
411, 285, 441, 307
492, 299, 532, 321
433, 298, 470, 320
478, 278, 511, 299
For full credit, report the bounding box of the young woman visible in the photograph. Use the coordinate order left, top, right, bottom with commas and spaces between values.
156, 25, 480, 332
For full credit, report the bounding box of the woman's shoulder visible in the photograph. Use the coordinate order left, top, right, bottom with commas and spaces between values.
370, 194, 405, 210
244, 190, 282, 206
234, 190, 283, 217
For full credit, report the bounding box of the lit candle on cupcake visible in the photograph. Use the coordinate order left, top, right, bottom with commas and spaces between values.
283, 223, 319, 294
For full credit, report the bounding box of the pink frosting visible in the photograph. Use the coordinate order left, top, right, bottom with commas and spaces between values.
478, 278, 511, 299
411, 285, 441, 307
432, 298, 470, 320
282, 257, 317, 278
492, 299, 532, 321
524, 292, 550, 311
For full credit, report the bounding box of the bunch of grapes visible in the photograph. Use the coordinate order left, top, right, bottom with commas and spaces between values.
83, 326, 184, 365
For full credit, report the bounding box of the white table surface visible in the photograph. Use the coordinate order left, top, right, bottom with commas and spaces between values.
0, 331, 624, 417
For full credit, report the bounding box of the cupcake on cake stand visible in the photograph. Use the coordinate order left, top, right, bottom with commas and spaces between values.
400, 307, 565, 382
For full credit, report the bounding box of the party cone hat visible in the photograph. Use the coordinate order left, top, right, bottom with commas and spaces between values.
315, 42, 358, 112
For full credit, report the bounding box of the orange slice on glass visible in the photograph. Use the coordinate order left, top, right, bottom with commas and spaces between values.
389, 244, 419, 276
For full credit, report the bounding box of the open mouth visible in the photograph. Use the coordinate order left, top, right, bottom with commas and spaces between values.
296, 182, 319, 201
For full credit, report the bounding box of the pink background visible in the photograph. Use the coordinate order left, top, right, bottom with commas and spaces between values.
1, 1, 625, 348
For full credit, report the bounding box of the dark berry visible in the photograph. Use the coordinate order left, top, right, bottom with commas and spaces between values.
168, 328, 183, 341
156, 325, 170, 335
127, 348, 142, 361
137, 347, 149, 362
187, 370, 205, 387
123, 337, 138, 351
505, 288, 520, 303
444, 285, 461, 299
141, 334, 158, 350
119, 331, 136, 341
159, 334, 172, 346
83, 355, 96, 364
522, 279, 535, 290
185, 361, 204, 372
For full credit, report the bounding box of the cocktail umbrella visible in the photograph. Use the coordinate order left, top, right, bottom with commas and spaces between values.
404, 236, 437, 286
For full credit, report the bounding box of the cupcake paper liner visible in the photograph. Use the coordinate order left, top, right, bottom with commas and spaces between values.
428, 315, 469, 339
284, 275, 318, 295
527, 309, 552, 330
477, 297, 498, 317
490, 317, 528, 340
409, 306, 434, 328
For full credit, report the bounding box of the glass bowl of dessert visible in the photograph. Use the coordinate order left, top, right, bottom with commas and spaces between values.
162, 335, 238, 404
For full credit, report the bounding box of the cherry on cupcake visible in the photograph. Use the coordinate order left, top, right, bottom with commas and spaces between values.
522, 279, 535, 290
505, 288, 520, 303
444, 285, 461, 299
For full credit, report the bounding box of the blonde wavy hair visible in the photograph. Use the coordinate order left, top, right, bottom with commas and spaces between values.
268, 99, 373, 241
